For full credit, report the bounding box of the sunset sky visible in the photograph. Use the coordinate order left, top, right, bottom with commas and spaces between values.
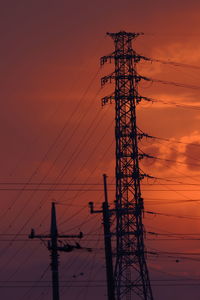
1, 0, 200, 299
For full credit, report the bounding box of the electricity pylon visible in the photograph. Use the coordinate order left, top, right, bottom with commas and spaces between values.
100, 31, 154, 300
29, 202, 87, 300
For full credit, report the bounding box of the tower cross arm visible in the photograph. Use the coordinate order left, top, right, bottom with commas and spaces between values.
100, 52, 150, 66
101, 72, 115, 87
106, 31, 144, 40
100, 53, 115, 66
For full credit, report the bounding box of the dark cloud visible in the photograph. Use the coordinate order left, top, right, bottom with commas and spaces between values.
184, 141, 200, 170
141, 145, 160, 167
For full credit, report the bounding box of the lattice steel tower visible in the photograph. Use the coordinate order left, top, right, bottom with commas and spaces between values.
101, 31, 153, 300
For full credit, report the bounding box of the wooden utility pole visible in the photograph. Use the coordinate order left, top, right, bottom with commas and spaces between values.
89, 174, 115, 300
29, 202, 84, 300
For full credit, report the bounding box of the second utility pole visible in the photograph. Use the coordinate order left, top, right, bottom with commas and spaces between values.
89, 174, 115, 300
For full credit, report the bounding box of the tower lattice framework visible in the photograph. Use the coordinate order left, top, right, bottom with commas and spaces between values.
101, 31, 153, 300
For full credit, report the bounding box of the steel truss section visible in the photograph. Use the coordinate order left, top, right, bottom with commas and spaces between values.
101, 31, 154, 300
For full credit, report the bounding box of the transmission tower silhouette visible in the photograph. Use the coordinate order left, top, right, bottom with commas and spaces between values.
100, 31, 154, 300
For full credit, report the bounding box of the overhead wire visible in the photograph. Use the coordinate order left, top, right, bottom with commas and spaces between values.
21, 98, 113, 233
1, 69, 104, 241
140, 96, 200, 111
19, 265, 50, 300
147, 56, 200, 70
59, 221, 103, 299
0, 69, 107, 288
10, 118, 113, 298
4, 87, 103, 231
145, 210, 200, 221
151, 135, 200, 148
3, 35, 200, 298
0, 66, 101, 224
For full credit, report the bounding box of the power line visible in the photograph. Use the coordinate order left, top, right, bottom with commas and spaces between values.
140, 74, 200, 90
0, 66, 102, 226
0, 181, 200, 186
147, 56, 200, 70
145, 210, 200, 220
151, 135, 200, 147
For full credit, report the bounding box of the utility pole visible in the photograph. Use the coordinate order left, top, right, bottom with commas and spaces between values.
100, 31, 154, 300
89, 174, 115, 300
29, 202, 85, 300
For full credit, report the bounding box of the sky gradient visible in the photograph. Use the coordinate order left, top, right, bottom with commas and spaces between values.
1, 0, 200, 299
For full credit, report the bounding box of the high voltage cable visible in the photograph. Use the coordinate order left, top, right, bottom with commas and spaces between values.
0, 240, 28, 274
1, 188, 200, 192
46, 138, 114, 228
2, 231, 200, 237
0, 67, 101, 224
1, 182, 200, 186
1, 238, 200, 242
0, 284, 200, 288
147, 155, 200, 168
145, 138, 200, 196
19, 265, 50, 300
31, 109, 113, 230
145, 147, 200, 205
6, 87, 103, 226
147, 238, 200, 241
27, 136, 113, 238
55, 139, 115, 227
145, 210, 200, 220
157, 251, 200, 256
157, 101, 200, 111
142, 97, 200, 111
152, 135, 200, 147
142, 75, 200, 90
149, 232, 200, 237
9, 65, 100, 178
59, 223, 103, 299
139, 146, 200, 168
148, 57, 200, 70
138, 132, 200, 203
3, 38, 200, 299
5, 244, 40, 283
2, 86, 105, 243
137, 127, 200, 149
0, 68, 105, 277
0, 278, 199, 283
4, 278, 200, 282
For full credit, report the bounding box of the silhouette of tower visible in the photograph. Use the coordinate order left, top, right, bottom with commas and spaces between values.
101, 31, 154, 300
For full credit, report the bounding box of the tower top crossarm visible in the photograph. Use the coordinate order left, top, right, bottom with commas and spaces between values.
100, 31, 148, 68
106, 31, 144, 40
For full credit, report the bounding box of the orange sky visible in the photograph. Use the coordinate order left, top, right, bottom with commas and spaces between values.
1, 0, 200, 299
